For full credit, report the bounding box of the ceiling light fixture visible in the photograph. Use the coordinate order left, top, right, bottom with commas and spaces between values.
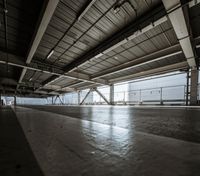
94, 53, 103, 58
113, 7, 120, 14
47, 49, 54, 59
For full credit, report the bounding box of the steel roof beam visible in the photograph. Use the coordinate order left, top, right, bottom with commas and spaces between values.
189, 0, 200, 8
0, 44, 188, 93
44, 84, 76, 92
64, 44, 182, 87
55, 79, 109, 88
40, 3, 166, 89
0, 54, 108, 87
109, 61, 188, 83
17, 0, 59, 89
35, 71, 108, 91
91, 44, 182, 79
62, 81, 83, 88
0, 84, 57, 96
45, 0, 97, 63
75, 61, 188, 90
78, 0, 97, 21
77, 83, 102, 91
162, 0, 197, 68
68, 81, 88, 88
67, 72, 108, 85
62, 3, 166, 73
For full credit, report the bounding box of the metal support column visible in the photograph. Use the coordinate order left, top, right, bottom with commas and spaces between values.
58, 95, 64, 105
190, 69, 199, 105
14, 96, 16, 106
54, 96, 58, 104
186, 70, 190, 106
109, 84, 114, 105
160, 87, 163, 105
78, 91, 81, 105
52, 96, 54, 105
0, 93, 1, 106
139, 89, 142, 104
80, 89, 92, 105
94, 88, 110, 105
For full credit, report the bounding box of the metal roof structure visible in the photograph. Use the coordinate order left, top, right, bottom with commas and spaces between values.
0, 0, 200, 97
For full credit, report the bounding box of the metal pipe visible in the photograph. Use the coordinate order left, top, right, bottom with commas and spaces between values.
3, 0, 9, 72
3, 0, 8, 51
186, 69, 189, 106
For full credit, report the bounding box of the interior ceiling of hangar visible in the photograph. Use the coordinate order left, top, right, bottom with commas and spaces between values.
0, 0, 200, 97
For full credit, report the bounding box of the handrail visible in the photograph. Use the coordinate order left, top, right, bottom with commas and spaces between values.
115, 84, 186, 94
61, 83, 200, 105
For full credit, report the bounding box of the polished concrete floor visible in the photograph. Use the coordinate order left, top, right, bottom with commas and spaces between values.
1, 105, 200, 176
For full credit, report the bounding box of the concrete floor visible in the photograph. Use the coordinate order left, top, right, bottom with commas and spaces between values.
1, 105, 200, 176
0, 106, 44, 176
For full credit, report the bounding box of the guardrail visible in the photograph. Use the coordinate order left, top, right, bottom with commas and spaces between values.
92, 85, 188, 105
115, 85, 187, 105
59, 83, 200, 105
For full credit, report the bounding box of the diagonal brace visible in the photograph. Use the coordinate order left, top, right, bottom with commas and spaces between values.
80, 89, 92, 105
94, 88, 110, 105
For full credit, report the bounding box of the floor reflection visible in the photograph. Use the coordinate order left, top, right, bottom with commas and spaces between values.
13, 106, 200, 176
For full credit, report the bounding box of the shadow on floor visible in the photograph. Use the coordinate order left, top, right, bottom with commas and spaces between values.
0, 106, 44, 176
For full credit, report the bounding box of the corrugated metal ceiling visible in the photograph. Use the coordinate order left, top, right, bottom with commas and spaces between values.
2, 0, 199, 96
